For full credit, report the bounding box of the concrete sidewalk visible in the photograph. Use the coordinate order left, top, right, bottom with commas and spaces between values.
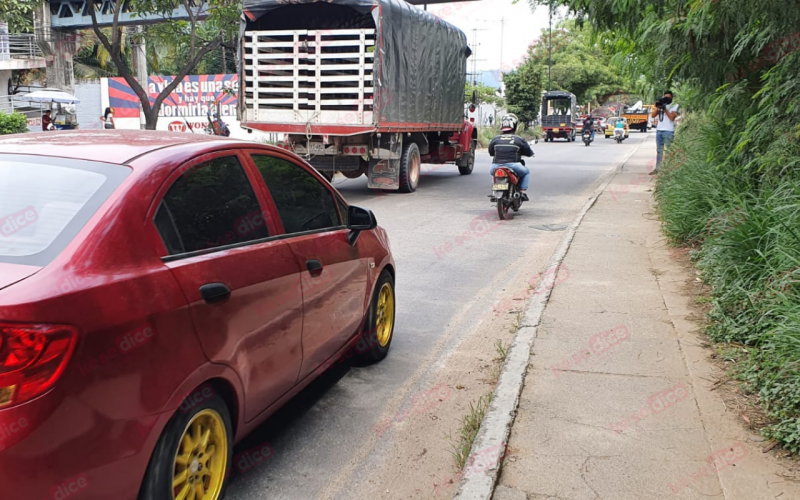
492, 139, 800, 500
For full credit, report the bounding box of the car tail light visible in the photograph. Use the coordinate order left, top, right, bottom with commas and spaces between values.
0, 323, 78, 408
495, 170, 507, 178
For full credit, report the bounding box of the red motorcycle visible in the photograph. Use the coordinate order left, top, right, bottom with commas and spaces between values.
489, 160, 526, 220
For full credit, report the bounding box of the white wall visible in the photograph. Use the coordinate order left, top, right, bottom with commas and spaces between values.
74, 80, 103, 130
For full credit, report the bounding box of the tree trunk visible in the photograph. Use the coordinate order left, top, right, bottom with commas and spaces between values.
89, 0, 220, 131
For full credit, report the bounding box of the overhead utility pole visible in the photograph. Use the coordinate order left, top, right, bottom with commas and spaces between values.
548, 1, 553, 91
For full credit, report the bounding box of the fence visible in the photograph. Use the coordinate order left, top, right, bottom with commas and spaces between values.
0, 34, 43, 61
243, 29, 376, 125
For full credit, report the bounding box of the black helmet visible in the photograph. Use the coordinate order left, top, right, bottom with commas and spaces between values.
500, 113, 519, 133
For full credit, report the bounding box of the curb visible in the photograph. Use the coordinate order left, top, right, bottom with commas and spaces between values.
453, 139, 647, 500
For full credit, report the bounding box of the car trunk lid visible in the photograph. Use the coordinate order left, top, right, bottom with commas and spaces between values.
0, 263, 40, 291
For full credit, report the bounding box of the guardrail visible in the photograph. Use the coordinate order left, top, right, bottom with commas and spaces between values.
0, 34, 44, 61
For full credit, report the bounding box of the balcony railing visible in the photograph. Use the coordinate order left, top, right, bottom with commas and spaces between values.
0, 34, 44, 61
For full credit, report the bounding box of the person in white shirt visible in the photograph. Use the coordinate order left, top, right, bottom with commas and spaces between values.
650, 90, 679, 174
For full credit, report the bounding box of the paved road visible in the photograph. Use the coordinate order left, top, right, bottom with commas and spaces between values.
226, 131, 651, 499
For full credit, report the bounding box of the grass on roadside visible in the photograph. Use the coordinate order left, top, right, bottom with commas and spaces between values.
494, 339, 510, 362
447, 394, 492, 469
654, 112, 800, 453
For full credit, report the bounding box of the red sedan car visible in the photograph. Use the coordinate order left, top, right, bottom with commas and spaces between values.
0, 131, 396, 500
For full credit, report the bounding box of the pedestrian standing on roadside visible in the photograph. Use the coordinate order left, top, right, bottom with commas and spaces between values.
650, 90, 679, 174
101, 107, 116, 129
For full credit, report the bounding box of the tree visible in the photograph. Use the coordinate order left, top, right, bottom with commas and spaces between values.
465, 82, 503, 106
87, 0, 240, 129
525, 20, 625, 105
503, 63, 544, 126
0, 0, 39, 33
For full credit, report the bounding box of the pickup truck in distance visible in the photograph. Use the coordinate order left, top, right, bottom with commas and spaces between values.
240, 0, 477, 192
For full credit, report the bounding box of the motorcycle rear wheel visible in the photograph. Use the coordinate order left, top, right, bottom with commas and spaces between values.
497, 198, 511, 220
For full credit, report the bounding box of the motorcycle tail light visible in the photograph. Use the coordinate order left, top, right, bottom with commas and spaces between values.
495, 170, 507, 178
0, 323, 78, 408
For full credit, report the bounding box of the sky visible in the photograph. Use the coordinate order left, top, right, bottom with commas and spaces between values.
423, 0, 570, 86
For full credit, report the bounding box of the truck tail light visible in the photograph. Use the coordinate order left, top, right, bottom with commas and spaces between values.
360, 147, 366, 154
0, 323, 78, 408
344, 147, 351, 154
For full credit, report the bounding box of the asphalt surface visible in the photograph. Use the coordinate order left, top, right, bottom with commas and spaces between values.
226, 131, 651, 500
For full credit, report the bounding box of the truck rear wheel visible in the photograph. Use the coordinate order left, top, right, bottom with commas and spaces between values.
458, 139, 476, 175
398, 142, 421, 193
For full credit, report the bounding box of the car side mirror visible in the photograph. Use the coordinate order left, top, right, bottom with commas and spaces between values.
347, 205, 377, 245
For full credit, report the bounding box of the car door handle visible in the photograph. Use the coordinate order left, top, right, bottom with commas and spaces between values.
306, 259, 324, 277
199, 283, 231, 305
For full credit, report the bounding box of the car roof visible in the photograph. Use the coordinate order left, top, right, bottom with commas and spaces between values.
0, 130, 247, 165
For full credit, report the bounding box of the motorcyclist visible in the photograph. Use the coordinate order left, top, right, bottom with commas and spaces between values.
489, 114, 533, 201
614, 118, 625, 139
582, 114, 596, 141
209, 112, 231, 137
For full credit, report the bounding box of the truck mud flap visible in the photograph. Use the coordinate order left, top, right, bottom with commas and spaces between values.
368, 159, 400, 190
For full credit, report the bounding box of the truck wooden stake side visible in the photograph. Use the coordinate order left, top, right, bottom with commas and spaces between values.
239, 0, 477, 193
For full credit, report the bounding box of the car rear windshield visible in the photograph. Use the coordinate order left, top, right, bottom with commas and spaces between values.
0, 155, 130, 267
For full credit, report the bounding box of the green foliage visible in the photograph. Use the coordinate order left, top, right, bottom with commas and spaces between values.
0, 111, 28, 135
0, 0, 39, 33
536, 0, 800, 452
525, 20, 626, 104
503, 64, 544, 126
465, 83, 503, 106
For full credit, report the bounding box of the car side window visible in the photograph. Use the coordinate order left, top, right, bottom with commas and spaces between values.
155, 155, 269, 255
250, 155, 341, 235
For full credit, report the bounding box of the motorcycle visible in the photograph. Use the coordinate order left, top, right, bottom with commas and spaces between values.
582, 127, 593, 146
489, 158, 529, 220
206, 113, 231, 137
614, 128, 625, 144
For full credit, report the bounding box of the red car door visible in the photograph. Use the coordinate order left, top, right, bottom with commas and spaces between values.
151, 151, 304, 422
246, 153, 370, 380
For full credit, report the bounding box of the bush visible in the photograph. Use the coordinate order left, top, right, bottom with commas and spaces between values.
477, 125, 542, 149
654, 113, 800, 452
0, 111, 29, 135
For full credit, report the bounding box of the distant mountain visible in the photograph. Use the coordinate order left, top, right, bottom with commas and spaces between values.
468, 70, 504, 89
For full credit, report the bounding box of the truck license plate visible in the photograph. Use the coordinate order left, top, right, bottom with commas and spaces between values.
492, 183, 509, 191
309, 143, 325, 154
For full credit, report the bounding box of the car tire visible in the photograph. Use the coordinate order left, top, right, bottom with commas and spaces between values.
398, 142, 421, 193
139, 392, 233, 500
354, 270, 396, 363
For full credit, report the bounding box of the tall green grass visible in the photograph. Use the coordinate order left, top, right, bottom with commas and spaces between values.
655, 113, 800, 451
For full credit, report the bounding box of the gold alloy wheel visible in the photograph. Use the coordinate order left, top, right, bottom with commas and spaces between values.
376, 282, 395, 348
172, 409, 228, 500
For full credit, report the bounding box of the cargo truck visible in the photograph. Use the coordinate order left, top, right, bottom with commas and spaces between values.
239, 0, 477, 192
622, 103, 652, 133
